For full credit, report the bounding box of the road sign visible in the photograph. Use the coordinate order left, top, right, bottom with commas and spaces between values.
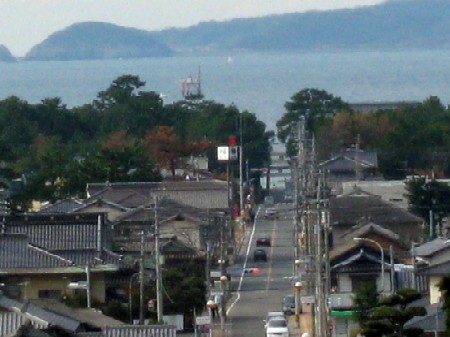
301, 296, 315, 304
195, 315, 211, 325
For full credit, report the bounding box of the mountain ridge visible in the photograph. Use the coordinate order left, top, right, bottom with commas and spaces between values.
7, 0, 450, 61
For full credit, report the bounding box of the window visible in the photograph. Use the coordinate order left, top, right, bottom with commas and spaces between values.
38, 289, 61, 299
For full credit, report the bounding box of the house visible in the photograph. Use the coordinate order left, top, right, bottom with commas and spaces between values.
329, 188, 425, 248
318, 149, 379, 194
416, 238, 450, 304
0, 213, 125, 303
0, 233, 118, 304
86, 181, 229, 212
326, 222, 430, 337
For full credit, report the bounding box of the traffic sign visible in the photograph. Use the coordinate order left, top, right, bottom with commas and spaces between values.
196, 316, 211, 325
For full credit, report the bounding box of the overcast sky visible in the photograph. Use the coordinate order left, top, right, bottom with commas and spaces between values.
1, 0, 386, 57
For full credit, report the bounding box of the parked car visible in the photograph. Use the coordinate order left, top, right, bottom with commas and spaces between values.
256, 234, 271, 247
265, 317, 289, 337
264, 208, 279, 219
263, 311, 285, 327
282, 294, 297, 315
253, 249, 268, 262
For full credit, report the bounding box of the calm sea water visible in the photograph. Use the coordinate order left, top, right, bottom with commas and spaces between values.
2, 50, 450, 130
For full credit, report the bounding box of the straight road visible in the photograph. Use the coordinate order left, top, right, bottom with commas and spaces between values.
225, 203, 296, 337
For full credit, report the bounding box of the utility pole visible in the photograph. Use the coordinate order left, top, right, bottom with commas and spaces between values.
239, 115, 244, 214
355, 134, 361, 182
139, 230, 145, 325
155, 197, 164, 323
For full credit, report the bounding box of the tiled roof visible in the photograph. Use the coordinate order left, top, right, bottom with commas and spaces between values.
38, 198, 85, 214
30, 299, 123, 330
330, 190, 423, 226
86, 181, 229, 210
102, 325, 176, 337
2, 213, 106, 251
340, 222, 400, 243
330, 149, 378, 167
418, 260, 450, 276
0, 295, 80, 332
86, 189, 149, 208
415, 237, 449, 257
0, 234, 73, 269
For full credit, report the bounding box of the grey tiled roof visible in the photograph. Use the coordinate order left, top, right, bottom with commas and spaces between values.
0, 234, 73, 269
340, 222, 400, 243
330, 190, 424, 226
102, 325, 176, 337
330, 149, 378, 167
38, 198, 85, 214
2, 213, 106, 251
87, 181, 229, 210
86, 189, 149, 208
0, 310, 25, 336
415, 237, 449, 257
418, 260, 450, 276
0, 295, 81, 332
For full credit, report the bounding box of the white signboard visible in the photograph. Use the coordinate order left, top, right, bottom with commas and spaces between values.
196, 316, 211, 325
301, 296, 315, 304
217, 146, 229, 161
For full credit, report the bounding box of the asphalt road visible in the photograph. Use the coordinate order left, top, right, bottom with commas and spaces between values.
225, 203, 296, 337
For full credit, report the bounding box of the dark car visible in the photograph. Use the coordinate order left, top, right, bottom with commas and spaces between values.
253, 249, 268, 262
256, 234, 271, 247
282, 294, 297, 315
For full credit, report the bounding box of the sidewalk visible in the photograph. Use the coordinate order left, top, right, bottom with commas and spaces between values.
289, 310, 313, 337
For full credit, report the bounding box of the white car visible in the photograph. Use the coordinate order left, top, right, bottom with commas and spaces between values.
265, 317, 289, 337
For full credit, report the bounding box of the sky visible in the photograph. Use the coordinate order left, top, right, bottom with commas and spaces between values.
0, 0, 386, 57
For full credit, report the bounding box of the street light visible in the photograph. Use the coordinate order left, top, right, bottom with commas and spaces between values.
294, 281, 303, 327
353, 237, 385, 295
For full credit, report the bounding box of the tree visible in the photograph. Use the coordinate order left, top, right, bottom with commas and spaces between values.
362, 288, 426, 337
405, 176, 450, 237
439, 276, 450, 336
276, 88, 348, 157
353, 282, 379, 328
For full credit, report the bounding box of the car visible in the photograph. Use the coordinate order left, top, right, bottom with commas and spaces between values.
265, 317, 289, 337
264, 207, 279, 219
264, 195, 274, 206
256, 234, 271, 247
282, 294, 298, 315
264, 311, 285, 324
253, 249, 268, 262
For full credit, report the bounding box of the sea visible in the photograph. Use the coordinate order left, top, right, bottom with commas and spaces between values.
2, 49, 450, 131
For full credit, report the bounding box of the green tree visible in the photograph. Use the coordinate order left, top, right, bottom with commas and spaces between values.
439, 276, 450, 336
276, 88, 348, 157
405, 176, 450, 237
353, 282, 379, 328
362, 288, 426, 337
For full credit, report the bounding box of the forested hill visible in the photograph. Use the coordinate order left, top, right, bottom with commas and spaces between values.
152, 0, 450, 53
0, 45, 15, 62
24, 22, 173, 61
18, 0, 450, 61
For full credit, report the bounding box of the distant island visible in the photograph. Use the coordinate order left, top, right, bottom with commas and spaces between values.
2, 0, 449, 61
0, 45, 16, 62
24, 22, 173, 61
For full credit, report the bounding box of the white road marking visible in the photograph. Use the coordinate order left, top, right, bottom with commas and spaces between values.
226, 205, 261, 315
